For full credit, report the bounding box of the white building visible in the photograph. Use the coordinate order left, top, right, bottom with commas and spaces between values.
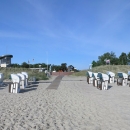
0, 54, 13, 67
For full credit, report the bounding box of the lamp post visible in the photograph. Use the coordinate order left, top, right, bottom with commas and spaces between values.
46, 51, 48, 72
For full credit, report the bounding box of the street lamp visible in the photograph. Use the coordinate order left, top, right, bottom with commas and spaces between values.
46, 51, 48, 72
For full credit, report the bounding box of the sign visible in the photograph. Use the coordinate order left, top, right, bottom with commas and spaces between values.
1, 64, 7, 67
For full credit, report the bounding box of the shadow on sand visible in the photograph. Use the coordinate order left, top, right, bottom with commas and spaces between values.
20, 83, 39, 93
108, 85, 113, 90
20, 88, 37, 93
30, 81, 52, 84
0, 83, 9, 90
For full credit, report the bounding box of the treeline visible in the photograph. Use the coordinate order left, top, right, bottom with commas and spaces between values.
92, 52, 130, 67
11, 62, 76, 72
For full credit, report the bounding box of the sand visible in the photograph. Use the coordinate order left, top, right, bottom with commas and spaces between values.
0, 75, 130, 130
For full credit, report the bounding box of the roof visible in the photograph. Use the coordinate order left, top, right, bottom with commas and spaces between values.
0, 54, 13, 59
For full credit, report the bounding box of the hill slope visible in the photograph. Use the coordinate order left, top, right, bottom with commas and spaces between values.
73, 65, 130, 76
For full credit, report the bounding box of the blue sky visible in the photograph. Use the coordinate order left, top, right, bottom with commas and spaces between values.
0, 0, 130, 70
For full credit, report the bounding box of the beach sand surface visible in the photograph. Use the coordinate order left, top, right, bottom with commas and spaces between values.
0, 75, 130, 130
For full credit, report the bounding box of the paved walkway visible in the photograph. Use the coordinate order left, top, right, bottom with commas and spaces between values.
46, 76, 64, 89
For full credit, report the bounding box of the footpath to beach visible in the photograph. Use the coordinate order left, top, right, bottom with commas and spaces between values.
0, 75, 130, 130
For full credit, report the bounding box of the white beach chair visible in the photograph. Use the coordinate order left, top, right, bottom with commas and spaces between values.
128, 71, 130, 81
0, 73, 4, 86
97, 72, 109, 90
92, 72, 99, 87
86, 71, 93, 84
117, 72, 128, 86
21, 72, 28, 87
17, 73, 26, 89
106, 71, 115, 83
128, 71, 130, 87
10, 74, 21, 93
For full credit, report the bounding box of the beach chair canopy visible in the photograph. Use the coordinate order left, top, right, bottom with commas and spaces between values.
21, 72, 28, 78
118, 72, 128, 79
97, 72, 109, 81
106, 71, 115, 77
11, 74, 21, 83
17, 73, 26, 80
101, 73, 109, 81
92, 72, 98, 79
86, 71, 93, 77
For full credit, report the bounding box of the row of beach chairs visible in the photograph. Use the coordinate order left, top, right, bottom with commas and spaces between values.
9, 72, 29, 93
0, 72, 30, 93
86, 71, 130, 90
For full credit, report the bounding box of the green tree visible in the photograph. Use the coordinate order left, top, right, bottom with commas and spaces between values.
21, 62, 29, 68
11, 63, 21, 68
98, 52, 117, 65
119, 52, 127, 65
52, 65, 61, 71
92, 60, 97, 67
61, 63, 67, 72
127, 52, 130, 64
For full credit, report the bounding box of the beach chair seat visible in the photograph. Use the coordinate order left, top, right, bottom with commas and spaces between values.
97, 80, 108, 90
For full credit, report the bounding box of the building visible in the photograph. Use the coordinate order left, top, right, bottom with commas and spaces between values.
0, 54, 13, 67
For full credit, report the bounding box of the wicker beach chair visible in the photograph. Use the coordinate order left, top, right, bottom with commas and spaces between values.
21, 72, 28, 87
117, 72, 128, 86
86, 71, 93, 84
17, 73, 26, 89
106, 71, 115, 83
97, 72, 109, 90
10, 74, 21, 93
92, 72, 99, 87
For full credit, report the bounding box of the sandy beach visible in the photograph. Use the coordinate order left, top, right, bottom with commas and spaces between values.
0, 75, 130, 130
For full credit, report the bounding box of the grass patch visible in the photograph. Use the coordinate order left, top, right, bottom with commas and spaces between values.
72, 65, 130, 76
0, 67, 48, 81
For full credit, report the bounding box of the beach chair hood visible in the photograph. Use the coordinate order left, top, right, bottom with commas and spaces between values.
118, 72, 128, 79
86, 71, 93, 77
11, 74, 21, 83
102, 73, 109, 81
107, 71, 115, 77
92, 73, 98, 79
17, 73, 26, 80
21, 72, 28, 78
